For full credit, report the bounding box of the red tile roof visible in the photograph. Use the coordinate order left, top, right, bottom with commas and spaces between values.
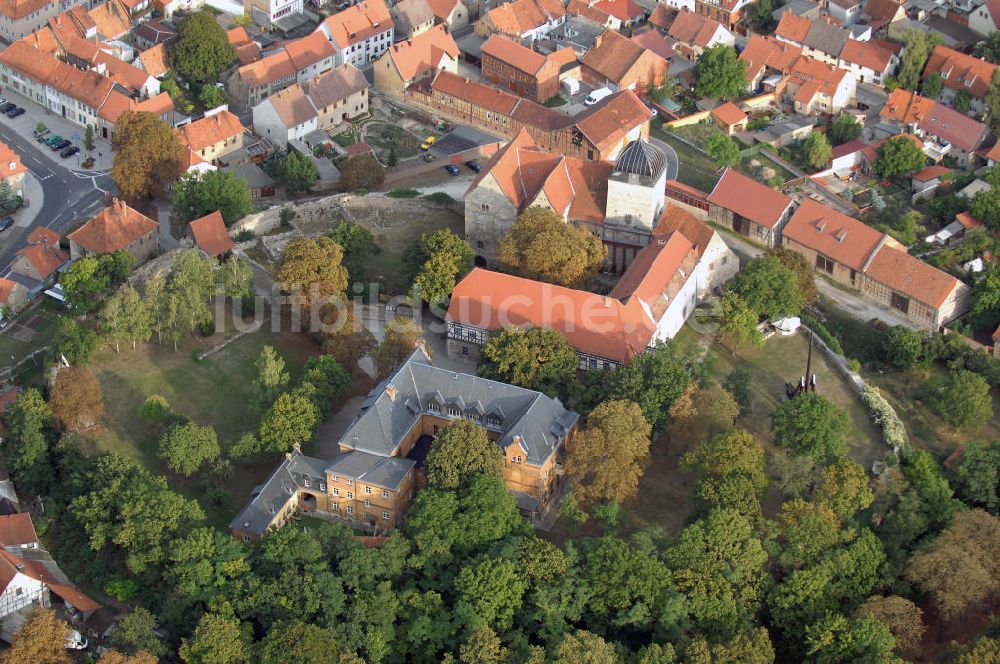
924, 45, 997, 99
567, 0, 643, 23
630, 30, 674, 61
668, 9, 725, 48
707, 168, 792, 230
482, 34, 547, 74
18, 227, 69, 280
0, 513, 36, 547
839, 38, 894, 72
448, 229, 700, 363
919, 102, 990, 153
955, 211, 982, 230
190, 211, 234, 257
830, 138, 868, 159
285, 30, 335, 70
864, 244, 965, 309
0, 141, 27, 180
572, 90, 652, 152
782, 198, 886, 271
322, 0, 394, 49
583, 28, 664, 84
711, 101, 746, 126
386, 23, 459, 81
775, 12, 811, 43
68, 199, 159, 254
426, 0, 461, 20
912, 164, 951, 182
137, 42, 169, 78
237, 50, 296, 87
880, 88, 934, 125
0, 278, 21, 306
483, 0, 565, 35
227, 26, 253, 47
179, 111, 244, 152
0, 0, 52, 21
739, 34, 801, 80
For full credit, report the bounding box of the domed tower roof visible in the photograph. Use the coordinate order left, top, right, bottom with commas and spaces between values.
614, 139, 667, 181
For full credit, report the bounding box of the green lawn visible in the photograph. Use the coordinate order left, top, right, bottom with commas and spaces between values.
0, 300, 64, 370
90, 324, 321, 527
653, 126, 722, 193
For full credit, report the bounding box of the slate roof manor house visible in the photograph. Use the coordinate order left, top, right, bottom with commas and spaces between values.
230, 349, 578, 540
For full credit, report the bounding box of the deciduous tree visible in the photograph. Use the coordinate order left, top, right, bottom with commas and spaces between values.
773, 392, 850, 462
681, 429, 767, 516
0, 607, 70, 664
875, 136, 926, 179
110, 607, 167, 658
477, 326, 578, 398
102, 285, 153, 352
179, 613, 250, 664
768, 246, 818, 303
854, 596, 925, 657
953, 439, 1000, 511
252, 345, 290, 412
816, 458, 874, 520
497, 206, 606, 288
930, 369, 993, 432
716, 291, 764, 353
258, 620, 360, 664
882, 325, 923, 370
373, 318, 424, 379
331, 219, 379, 282
275, 237, 349, 310
706, 132, 741, 168
302, 354, 351, 417
954, 89, 973, 113
896, 31, 941, 91
803, 132, 832, 169
49, 366, 105, 432
98, 650, 158, 664
320, 308, 377, 371
198, 84, 228, 109
669, 382, 740, 451
695, 44, 748, 100
803, 612, 900, 664
258, 389, 320, 453
566, 400, 651, 505
459, 624, 508, 664
985, 69, 1000, 134
454, 557, 528, 631
600, 341, 694, 430
174, 170, 252, 225
829, 115, 863, 145
171, 10, 237, 83
112, 112, 183, 200
736, 254, 804, 319
4, 388, 54, 493
426, 420, 503, 490
337, 153, 382, 192
158, 422, 220, 476
406, 228, 473, 304
921, 71, 943, 99
279, 149, 320, 193
549, 631, 619, 664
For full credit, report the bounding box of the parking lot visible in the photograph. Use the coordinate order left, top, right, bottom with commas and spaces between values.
429, 125, 502, 158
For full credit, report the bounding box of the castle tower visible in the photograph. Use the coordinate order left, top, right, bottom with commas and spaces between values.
605, 139, 668, 230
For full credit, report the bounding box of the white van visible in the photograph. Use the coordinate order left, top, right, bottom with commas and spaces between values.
584, 87, 612, 106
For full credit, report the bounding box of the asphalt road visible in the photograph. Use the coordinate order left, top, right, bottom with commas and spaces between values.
0, 116, 113, 272
649, 136, 680, 182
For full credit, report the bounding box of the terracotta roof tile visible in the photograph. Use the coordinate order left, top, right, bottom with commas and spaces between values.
668, 9, 725, 47
919, 102, 990, 152
483, 0, 565, 35
924, 45, 997, 99
630, 29, 674, 61
711, 101, 746, 125
265, 84, 316, 127
322, 0, 394, 49
740, 34, 801, 80
426, 0, 461, 20
285, 30, 335, 70
18, 227, 68, 279
68, 199, 159, 254
88, 0, 131, 39
912, 165, 951, 182
572, 90, 652, 152
0, 0, 51, 21
0, 141, 27, 180
863, 0, 904, 26
567, 0, 643, 24
0, 513, 36, 547
788, 56, 848, 99
238, 50, 296, 87
227, 26, 253, 47
839, 38, 894, 72
0, 278, 21, 305
190, 211, 235, 257
137, 43, 169, 78
392, 0, 435, 30
432, 70, 521, 115
956, 211, 982, 230
583, 28, 664, 82
880, 88, 935, 124
782, 198, 885, 271
386, 23, 459, 81
707, 168, 792, 229
236, 41, 262, 65
482, 34, 547, 74
648, 3, 673, 30
775, 12, 811, 43
864, 244, 965, 309
179, 111, 244, 152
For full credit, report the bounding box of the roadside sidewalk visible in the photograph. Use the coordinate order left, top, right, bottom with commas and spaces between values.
12, 174, 44, 229
0, 87, 114, 171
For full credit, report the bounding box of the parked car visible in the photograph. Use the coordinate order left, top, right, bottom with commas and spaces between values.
0, 102, 14, 113
50, 139, 70, 151
420, 136, 437, 150
6, 107, 24, 118
584, 87, 612, 106
465, 160, 481, 173
60, 146, 80, 158
0, 218, 14, 232
444, 164, 460, 176
44, 135, 63, 146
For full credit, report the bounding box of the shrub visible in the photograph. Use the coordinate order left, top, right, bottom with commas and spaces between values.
423, 192, 455, 204
139, 395, 171, 422
387, 188, 420, 198
848, 358, 862, 373
234, 229, 255, 242
104, 577, 139, 601
860, 384, 909, 452
801, 313, 844, 355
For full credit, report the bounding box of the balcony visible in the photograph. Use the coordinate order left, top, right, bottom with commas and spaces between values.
923, 139, 951, 162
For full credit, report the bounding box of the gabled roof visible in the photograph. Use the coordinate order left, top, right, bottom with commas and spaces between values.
711, 101, 746, 125
133, 19, 175, 45
630, 29, 674, 61
302, 63, 368, 108
783, 198, 887, 271
801, 19, 849, 57
863, 0, 904, 27
567, 0, 643, 24
912, 164, 951, 182
17, 227, 69, 279
68, 199, 158, 254
573, 89, 653, 151
448, 221, 706, 364
285, 30, 335, 70
94, 50, 154, 93
0, 0, 51, 21
98, 90, 174, 123
739, 34, 801, 80
839, 38, 894, 72
864, 244, 966, 309
648, 2, 673, 30
775, 11, 811, 43
668, 9, 726, 48
707, 168, 792, 230
392, 0, 435, 29
237, 50, 296, 87
227, 26, 254, 47
137, 43, 169, 78
881, 88, 934, 125
0, 278, 23, 305
0, 513, 36, 548
919, 101, 990, 152
88, 0, 131, 39
482, 0, 565, 36
583, 28, 663, 82
179, 111, 244, 151
322, 0, 394, 49
482, 34, 547, 74
426, 0, 463, 20
788, 56, 849, 98
264, 84, 316, 128
924, 45, 997, 99
0, 141, 27, 180
190, 211, 234, 257
385, 23, 459, 81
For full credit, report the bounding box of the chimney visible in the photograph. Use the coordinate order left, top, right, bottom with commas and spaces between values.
386, 385, 397, 401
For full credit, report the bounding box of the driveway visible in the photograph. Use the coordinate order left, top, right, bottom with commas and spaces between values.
649, 136, 679, 181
